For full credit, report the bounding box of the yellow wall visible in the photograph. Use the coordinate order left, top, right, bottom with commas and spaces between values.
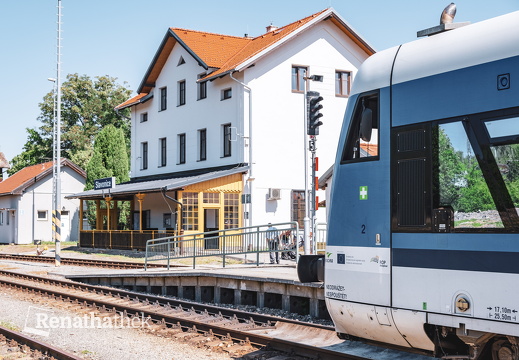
180, 173, 242, 236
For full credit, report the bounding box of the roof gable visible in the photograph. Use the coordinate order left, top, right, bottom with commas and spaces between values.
0, 159, 86, 196
118, 8, 374, 109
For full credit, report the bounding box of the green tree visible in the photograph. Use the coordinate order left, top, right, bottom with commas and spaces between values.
9, 74, 132, 174
85, 124, 129, 190
436, 127, 466, 208
85, 125, 130, 229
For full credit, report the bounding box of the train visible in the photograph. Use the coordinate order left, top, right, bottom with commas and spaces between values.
298, 9, 519, 360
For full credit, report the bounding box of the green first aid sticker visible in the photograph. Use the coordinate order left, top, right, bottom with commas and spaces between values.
359, 186, 368, 200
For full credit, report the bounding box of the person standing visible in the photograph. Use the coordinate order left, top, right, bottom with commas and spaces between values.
266, 223, 279, 264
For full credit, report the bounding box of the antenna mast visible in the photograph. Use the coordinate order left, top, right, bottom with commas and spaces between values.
53, 0, 62, 267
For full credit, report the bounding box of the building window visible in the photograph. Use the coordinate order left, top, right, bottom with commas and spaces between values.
198, 74, 207, 100
221, 88, 232, 100
160, 87, 167, 111
224, 193, 239, 229
178, 133, 186, 164
140, 112, 148, 123
182, 192, 199, 231
291, 190, 305, 229
6, 211, 8, 225
177, 56, 185, 66
223, 124, 232, 157
335, 71, 352, 97
37, 210, 48, 221
198, 129, 207, 161
203, 192, 219, 204
0, 211, 3, 225
159, 137, 167, 167
178, 80, 186, 106
291, 66, 307, 92
141, 142, 148, 170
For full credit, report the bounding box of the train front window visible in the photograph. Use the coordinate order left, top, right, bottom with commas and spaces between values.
484, 116, 519, 139
434, 122, 504, 229
341, 92, 379, 163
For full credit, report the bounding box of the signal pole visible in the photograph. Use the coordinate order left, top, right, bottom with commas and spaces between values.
303, 77, 323, 255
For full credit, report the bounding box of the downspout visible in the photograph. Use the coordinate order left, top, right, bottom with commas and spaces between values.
229, 71, 253, 227
161, 187, 183, 232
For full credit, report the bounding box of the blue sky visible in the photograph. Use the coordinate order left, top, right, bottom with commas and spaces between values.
0, 0, 516, 163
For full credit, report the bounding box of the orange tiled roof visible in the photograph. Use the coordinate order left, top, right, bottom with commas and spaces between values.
115, 92, 149, 110
0, 161, 53, 195
118, 8, 374, 109
360, 143, 378, 156
0, 159, 85, 196
204, 9, 328, 80
172, 29, 250, 69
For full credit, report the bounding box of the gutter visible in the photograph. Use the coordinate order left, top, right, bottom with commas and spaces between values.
229, 71, 254, 226
161, 187, 183, 232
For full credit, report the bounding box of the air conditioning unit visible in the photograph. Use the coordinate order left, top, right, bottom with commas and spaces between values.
267, 188, 281, 200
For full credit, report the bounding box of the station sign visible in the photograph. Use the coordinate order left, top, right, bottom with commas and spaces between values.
94, 177, 116, 190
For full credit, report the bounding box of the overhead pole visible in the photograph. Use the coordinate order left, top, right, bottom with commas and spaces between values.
53, 0, 63, 267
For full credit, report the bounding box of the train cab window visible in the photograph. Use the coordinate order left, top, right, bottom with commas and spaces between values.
341, 93, 379, 163
433, 121, 505, 229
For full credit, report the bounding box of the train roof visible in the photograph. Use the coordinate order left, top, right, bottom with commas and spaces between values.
351, 11, 519, 95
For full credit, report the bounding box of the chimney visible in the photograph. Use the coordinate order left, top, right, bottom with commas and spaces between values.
266, 24, 278, 33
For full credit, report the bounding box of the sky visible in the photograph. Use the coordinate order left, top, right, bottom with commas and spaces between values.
0, 0, 517, 163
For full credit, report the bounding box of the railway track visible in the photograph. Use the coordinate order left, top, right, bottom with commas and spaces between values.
0, 323, 81, 360
0, 268, 422, 360
0, 253, 167, 269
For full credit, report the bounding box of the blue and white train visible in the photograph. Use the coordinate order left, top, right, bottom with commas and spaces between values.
300, 10, 519, 360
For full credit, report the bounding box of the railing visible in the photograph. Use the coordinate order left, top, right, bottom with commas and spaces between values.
145, 222, 299, 270
315, 222, 327, 254
79, 230, 178, 251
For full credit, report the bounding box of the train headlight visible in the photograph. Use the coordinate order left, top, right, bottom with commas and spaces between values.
456, 296, 470, 312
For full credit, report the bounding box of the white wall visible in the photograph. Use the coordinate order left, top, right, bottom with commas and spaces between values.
2, 166, 85, 245
127, 19, 370, 229
243, 22, 369, 226
131, 44, 245, 179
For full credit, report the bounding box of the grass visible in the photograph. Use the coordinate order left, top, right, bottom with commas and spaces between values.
0, 321, 20, 332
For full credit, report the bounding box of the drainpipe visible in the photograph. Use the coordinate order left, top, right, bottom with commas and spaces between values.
229, 71, 253, 227
161, 187, 183, 232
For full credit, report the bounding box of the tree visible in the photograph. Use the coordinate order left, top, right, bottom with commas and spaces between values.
436, 127, 466, 209
85, 125, 130, 229
9, 74, 132, 174
85, 124, 129, 190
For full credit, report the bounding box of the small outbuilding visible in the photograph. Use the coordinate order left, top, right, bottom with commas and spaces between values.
0, 159, 86, 244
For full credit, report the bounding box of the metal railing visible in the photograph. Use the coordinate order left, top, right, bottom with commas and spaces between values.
145, 222, 299, 270
315, 222, 327, 254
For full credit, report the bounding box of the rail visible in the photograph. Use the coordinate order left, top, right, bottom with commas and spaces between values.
145, 222, 299, 270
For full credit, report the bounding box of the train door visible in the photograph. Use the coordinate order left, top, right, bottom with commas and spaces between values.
326, 90, 392, 306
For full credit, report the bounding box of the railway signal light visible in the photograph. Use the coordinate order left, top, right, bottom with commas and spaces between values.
307, 91, 323, 135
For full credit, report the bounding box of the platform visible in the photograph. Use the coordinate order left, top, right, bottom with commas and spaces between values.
56, 263, 328, 319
